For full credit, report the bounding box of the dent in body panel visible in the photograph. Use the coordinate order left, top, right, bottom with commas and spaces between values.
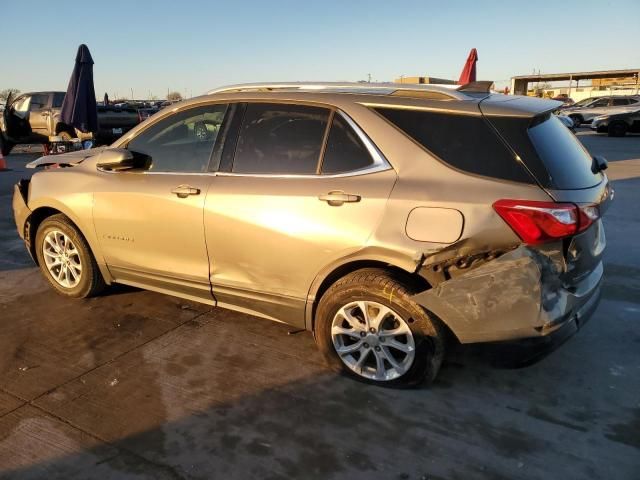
410, 245, 580, 343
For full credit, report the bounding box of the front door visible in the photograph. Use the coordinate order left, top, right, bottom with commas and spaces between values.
93, 103, 228, 302
26, 93, 52, 141
204, 103, 397, 325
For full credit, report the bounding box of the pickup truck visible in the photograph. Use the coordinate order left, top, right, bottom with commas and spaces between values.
0, 91, 141, 155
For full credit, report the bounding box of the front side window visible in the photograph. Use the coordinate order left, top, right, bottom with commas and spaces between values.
321, 114, 373, 174
232, 103, 329, 174
127, 104, 227, 172
29, 94, 48, 110
590, 98, 609, 108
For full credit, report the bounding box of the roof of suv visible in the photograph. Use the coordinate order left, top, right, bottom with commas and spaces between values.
201, 81, 561, 119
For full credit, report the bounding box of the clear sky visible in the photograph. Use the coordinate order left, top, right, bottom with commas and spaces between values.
4, 0, 640, 100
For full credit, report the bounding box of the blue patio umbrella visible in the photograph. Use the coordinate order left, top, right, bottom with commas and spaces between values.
60, 44, 98, 134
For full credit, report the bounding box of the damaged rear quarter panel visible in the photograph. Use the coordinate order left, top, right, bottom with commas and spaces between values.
411, 246, 564, 343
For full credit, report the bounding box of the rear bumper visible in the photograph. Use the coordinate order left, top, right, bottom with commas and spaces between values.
411, 246, 603, 345
481, 284, 601, 367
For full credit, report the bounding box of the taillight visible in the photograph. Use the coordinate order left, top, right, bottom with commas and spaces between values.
493, 199, 599, 245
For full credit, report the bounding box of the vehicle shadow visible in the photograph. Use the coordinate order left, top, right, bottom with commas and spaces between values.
1, 293, 633, 480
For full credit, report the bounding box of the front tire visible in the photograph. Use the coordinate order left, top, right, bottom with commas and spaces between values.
315, 268, 445, 387
35, 214, 105, 298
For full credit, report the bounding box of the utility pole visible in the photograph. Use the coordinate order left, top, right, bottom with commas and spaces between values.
367, 73, 371, 83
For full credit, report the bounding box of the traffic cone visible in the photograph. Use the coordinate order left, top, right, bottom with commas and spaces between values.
0, 151, 9, 171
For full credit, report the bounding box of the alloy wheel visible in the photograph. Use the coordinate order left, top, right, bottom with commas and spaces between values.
42, 230, 82, 289
331, 301, 416, 381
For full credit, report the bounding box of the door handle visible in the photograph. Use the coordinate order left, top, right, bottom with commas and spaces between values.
318, 191, 361, 206
171, 185, 201, 198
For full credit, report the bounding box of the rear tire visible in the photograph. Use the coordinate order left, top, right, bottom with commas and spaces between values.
315, 268, 445, 388
35, 214, 105, 298
608, 121, 628, 137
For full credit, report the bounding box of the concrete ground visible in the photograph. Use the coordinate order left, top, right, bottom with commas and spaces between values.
0, 131, 638, 480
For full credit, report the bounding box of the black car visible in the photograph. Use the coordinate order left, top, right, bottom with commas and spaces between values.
591, 109, 640, 137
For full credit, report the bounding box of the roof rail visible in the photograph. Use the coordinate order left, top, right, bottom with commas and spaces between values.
207, 82, 468, 99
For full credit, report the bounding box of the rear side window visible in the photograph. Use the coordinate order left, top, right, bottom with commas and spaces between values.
321, 114, 373, 174
374, 107, 533, 183
233, 103, 329, 174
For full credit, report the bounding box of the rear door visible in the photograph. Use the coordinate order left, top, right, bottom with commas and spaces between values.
203, 102, 396, 324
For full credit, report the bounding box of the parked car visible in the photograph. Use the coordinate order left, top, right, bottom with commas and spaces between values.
591, 109, 640, 137
556, 113, 575, 131
137, 107, 160, 121
0, 91, 141, 155
552, 94, 574, 106
13, 82, 611, 387
562, 95, 640, 126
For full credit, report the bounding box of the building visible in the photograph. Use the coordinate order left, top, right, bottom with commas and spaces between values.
394, 76, 457, 85
510, 69, 640, 101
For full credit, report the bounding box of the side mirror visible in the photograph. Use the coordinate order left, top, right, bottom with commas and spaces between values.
96, 148, 150, 172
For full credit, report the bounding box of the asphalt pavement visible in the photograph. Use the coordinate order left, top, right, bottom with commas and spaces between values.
0, 131, 638, 479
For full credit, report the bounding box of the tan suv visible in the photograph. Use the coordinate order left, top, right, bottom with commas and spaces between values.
13, 82, 611, 387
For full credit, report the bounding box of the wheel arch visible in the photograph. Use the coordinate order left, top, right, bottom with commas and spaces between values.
54, 121, 75, 136
26, 205, 112, 284
305, 258, 430, 332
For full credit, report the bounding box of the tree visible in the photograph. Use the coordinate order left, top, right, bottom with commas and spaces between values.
167, 91, 182, 102
0, 88, 20, 104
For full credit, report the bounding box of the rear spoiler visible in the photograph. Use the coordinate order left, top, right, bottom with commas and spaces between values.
479, 95, 564, 119
457, 81, 494, 93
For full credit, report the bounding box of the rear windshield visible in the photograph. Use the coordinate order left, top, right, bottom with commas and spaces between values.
373, 107, 534, 183
489, 114, 602, 190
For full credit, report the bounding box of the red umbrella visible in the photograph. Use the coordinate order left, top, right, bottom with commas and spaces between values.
458, 48, 478, 85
